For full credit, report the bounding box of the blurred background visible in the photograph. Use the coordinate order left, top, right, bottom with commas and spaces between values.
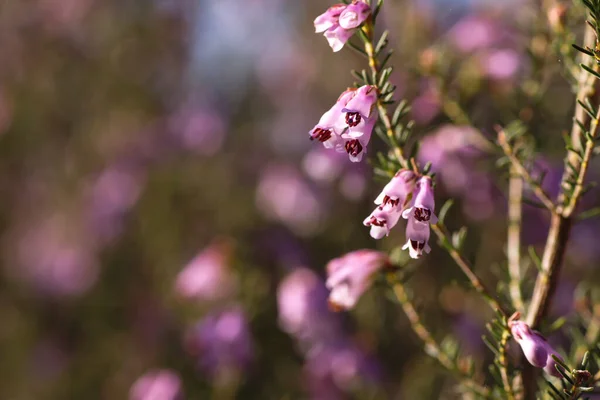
0, 0, 599, 399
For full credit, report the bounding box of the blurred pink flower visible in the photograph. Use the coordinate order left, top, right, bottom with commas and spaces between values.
481, 49, 521, 80
305, 341, 380, 398
277, 268, 341, 342
339, 170, 368, 201
449, 15, 500, 53
411, 79, 441, 124
174, 240, 235, 302
256, 164, 323, 236
418, 125, 495, 220
325, 249, 388, 311
129, 369, 183, 400
168, 107, 226, 155
302, 147, 346, 183
13, 214, 99, 297
86, 163, 145, 244
184, 307, 254, 380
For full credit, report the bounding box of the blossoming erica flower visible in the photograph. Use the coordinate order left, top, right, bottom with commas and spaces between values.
309, 85, 378, 162
364, 169, 416, 239
402, 176, 437, 259
509, 320, 564, 377
309, 89, 355, 149
339, 85, 378, 162
314, 2, 371, 52
325, 250, 388, 311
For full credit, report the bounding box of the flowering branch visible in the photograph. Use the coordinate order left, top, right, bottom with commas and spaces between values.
356, 6, 509, 317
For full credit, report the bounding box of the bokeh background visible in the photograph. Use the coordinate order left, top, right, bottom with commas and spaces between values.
1, 0, 599, 399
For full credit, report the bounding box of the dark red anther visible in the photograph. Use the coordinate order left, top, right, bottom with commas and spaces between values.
345, 139, 363, 156
414, 207, 431, 223
310, 128, 332, 143
345, 112, 361, 127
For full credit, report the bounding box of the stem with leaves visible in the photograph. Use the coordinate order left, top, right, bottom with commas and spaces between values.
387, 273, 490, 398
526, 20, 600, 329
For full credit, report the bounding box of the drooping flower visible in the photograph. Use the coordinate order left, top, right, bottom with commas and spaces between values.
310, 85, 378, 163
184, 307, 254, 381
401, 213, 432, 259
375, 169, 417, 210
363, 169, 416, 239
509, 321, 548, 368
402, 176, 437, 259
339, 1, 372, 30
339, 85, 378, 162
314, 2, 371, 52
314, 4, 347, 34
341, 85, 378, 139
129, 369, 183, 400
363, 206, 402, 239
509, 320, 564, 377
309, 89, 356, 149
174, 239, 235, 302
325, 250, 388, 311
277, 268, 342, 342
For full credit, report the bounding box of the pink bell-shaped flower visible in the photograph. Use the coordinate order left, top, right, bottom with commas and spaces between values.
510, 321, 548, 368
375, 169, 417, 210
339, 1, 372, 30
309, 89, 356, 149
314, 1, 372, 52
363, 206, 402, 239
401, 176, 437, 258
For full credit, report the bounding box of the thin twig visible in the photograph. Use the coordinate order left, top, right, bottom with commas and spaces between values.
497, 129, 555, 212
431, 224, 510, 318
508, 166, 525, 313
498, 330, 516, 400
563, 107, 600, 216
387, 274, 490, 398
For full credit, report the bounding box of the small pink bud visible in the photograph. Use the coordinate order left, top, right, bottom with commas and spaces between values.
510, 321, 550, 369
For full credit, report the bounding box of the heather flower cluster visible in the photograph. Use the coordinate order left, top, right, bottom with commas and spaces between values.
309, 85, 378, 162
314, 1, 372, 52
364, 172, 438, 259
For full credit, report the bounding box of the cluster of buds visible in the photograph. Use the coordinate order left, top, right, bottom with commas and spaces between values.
508, 315, 563, 377
314, 1, 372, 52
309, 85, 378, 162
325, 249, 389, 311
364, 171, 437, 259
